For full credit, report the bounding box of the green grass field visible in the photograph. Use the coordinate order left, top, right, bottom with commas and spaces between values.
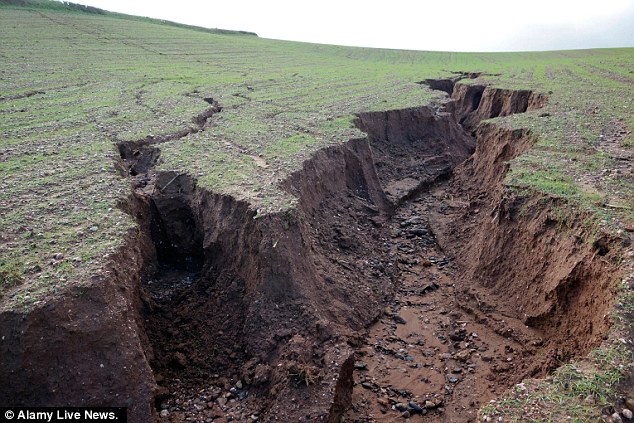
1, 1, 633, 420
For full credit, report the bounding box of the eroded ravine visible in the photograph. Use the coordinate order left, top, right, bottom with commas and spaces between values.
112, 79, 621, 423
343, 80, 620, 422
0, 69, 623, 423
344, 185, 549, 422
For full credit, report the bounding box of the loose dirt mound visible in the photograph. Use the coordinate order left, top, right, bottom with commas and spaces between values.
0, 79, 623, 423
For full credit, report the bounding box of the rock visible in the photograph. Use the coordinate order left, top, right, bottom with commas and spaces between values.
455, 350, 471, 361
159, 410, 169, 418
392, 315, 407, 324
452, 367, 462, 374
626, 399, 634, 412
377, 398, 389, 407
361, 382, 374, 389
53, 253, 64, 260
447, 376, 460, 383
394, 403, 408, 412
623, 409, 633, 419
401, 410, 410, 418
253, 364, 271, 386
217, 397, 228, 407
408, 227, 427, 236
354, 361, 368, 371
420, 282, 439, 294
236, 380, 243, 389
173, 352, 188, 368
424, 400, 435, 409
612, 412, 623, 423
449, 332, 465, 342
408, 401, 423, 413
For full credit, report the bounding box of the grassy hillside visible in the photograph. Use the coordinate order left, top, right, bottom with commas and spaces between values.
1, 3, 633, 421
1, 2, 633, 310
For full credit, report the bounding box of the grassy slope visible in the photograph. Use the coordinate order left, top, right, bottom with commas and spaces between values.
1, 3, 633, 308
1, 3, 633, 421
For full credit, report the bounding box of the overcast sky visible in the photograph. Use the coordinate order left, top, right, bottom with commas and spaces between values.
71, 0, 634, 52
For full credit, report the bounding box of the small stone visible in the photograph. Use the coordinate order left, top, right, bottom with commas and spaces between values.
354, 362, 368, 371
455, 350, 470, 361
452, 367, 462, 374
159, 410, 169, 418
626, 399, 634, 412
408, 401, 423, 413
401, 410, 410, 418
612, 412, 623, 423
623, 409, 633, 419
89, 226, 98, 232
392, 315, 407, 324
172, 352, 187, 368
377, 398, 389, 407
449, 332, 465, 342
53, 253, 64, 260
361, 382, 373, 389
217, 397, 227, 407
447, 376, 459, 383
395, 403, 408, 412
236, 380, 243, 389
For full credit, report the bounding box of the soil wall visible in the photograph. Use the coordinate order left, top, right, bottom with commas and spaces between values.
435, 121, 621, 374
451, 83, 548, 131
354, 106, 475, 203
0, 223, 157, 421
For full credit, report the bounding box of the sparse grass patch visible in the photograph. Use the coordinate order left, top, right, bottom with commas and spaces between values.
0, 261, 24, 291
265, 134, 317, 158
481, 344, 631, 422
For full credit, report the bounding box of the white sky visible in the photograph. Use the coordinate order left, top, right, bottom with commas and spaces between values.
70, 0, 634, 52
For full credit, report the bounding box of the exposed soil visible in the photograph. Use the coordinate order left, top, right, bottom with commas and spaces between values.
342, 83, 620, 422
0, 78, 624, 423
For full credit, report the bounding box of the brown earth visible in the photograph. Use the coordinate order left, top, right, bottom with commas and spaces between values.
0, 77, 625, 423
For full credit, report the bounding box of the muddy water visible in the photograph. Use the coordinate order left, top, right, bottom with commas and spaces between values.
346, 190, 543, 423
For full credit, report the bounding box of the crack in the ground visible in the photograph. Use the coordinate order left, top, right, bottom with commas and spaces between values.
107, 77, 622, 422
117, 98, 221, 178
